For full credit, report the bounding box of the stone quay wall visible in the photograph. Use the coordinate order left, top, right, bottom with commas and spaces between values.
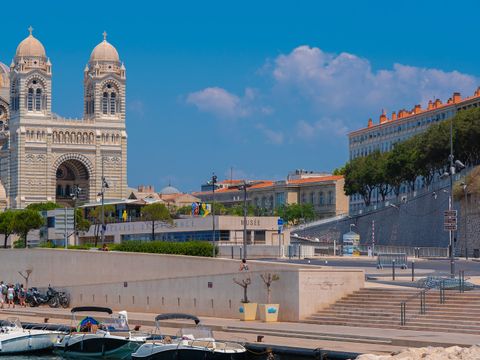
0, 249, 364, 321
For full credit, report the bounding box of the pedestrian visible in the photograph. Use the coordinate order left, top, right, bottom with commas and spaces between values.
0, 281, 5, 309
239, 259, 249, 272
6, 284, 14, 308
18, 284, 26, 308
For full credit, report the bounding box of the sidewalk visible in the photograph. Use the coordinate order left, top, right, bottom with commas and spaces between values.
1, 307, 479, 355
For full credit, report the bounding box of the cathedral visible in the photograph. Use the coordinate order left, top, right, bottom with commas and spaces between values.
0, 28, 127, 209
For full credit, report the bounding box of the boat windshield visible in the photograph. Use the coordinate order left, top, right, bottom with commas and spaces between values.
101, 316, 130, 332
3, 317, 22, 330
177, 326, 213, 340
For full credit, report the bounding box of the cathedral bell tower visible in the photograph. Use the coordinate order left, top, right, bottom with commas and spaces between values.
10, 26, 52, 122
84, 32, 126, 122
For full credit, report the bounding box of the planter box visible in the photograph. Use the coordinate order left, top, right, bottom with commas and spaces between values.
239, 302, 257, 321
259, 304, 279, 322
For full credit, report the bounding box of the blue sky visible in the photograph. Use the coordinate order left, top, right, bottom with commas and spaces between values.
1, 0, 479, 192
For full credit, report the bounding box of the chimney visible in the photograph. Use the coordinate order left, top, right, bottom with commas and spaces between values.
447, 98, 453, 104
434, 99, 442, 108
413, 104, 421, 114
367, 118, 373, 128
475, 87, 480, 97
379, 109, 388, 124
427, 100, 433, 110
391, 111, 397, 121
452, 92, 461, 103
398, 109, 407, 118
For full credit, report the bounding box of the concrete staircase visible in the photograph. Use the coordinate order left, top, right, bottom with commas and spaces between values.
305, 288, 480, 334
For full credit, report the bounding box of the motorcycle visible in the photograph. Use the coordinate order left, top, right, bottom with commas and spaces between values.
25, 287, 49, 307
46, 286, 70, 308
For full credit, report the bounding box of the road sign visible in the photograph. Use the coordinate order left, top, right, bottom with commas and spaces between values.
444, 224, 457, 231
277, 218, 284, 226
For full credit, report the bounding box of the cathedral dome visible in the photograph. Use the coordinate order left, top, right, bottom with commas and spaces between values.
0, 62, 9, 88
160, 185, 181, 195
90, 32, 120, 63
15, 28, 46, 58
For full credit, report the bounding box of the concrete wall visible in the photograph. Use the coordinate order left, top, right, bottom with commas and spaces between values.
0, 249, 364, 321
62, 268, 363, 321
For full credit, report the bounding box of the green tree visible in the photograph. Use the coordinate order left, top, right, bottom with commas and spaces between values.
332, 166, 346, 175
142, 203, 173, 240
75, 208, 91, 232
344, 155, 376, 206
12, 209, 44, 248
275, 203, 315, 225
26, 202, 61, 212
90, 205, 115, 246
0, 210, 15, 249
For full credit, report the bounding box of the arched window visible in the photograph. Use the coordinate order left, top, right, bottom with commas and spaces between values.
65, 185, 71, 197
56, 185, 63, 197
102, 92, 108, 114
27, 88, 34, 111
35, 88, 42, 111
110, 93, 116, 114
319, 192, 324, 205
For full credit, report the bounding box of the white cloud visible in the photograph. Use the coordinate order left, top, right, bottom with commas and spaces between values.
272, 45, 478, 115
256, 124, 284, 145
296, 118, 349, 140
186, 87, 252, 119
128, 100, 145, 117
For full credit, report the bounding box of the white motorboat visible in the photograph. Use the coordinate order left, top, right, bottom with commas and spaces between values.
0, 317, 65, 355
55, 306, 149, 359
132, 313, 246, 360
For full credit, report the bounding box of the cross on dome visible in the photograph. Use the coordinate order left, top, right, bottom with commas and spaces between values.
103, 31, 107, 41
28, 26, 34, 36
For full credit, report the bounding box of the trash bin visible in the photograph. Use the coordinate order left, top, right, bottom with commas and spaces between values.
474, 249, 480, 259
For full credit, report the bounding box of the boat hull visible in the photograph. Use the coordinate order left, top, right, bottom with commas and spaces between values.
55, 334, 143, 359
132, 343, 246, 360
0, 331, 63, 355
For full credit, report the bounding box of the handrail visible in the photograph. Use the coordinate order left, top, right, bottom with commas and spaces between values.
400, 288, 431, 326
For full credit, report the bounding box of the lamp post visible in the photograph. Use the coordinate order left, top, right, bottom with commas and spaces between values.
70, 185, 82, 246
97, 158, 109, 247
461, 182, 468, 260
440, 117, 465, 278
239, 181, 252, 261
211, 174, 217, 257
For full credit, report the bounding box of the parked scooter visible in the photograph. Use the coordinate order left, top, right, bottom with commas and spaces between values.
25, 287, 50, 307
25, 286, 70, 308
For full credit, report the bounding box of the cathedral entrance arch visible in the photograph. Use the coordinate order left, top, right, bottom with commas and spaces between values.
53, 154, 93, 206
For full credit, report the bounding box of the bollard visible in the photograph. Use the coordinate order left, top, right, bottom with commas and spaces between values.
239, 248, 243, 260
231, 247, 234, 259
411, 260, 415, 282
392, 259, 396, 281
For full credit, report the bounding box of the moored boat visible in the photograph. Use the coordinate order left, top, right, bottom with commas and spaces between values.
0, 317, 65, 355
132, 313, 246, 360
55, 306, 149, 359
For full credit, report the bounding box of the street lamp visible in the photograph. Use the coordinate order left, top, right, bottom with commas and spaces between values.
210, 174, 217, 257
439, 117, 466, 278
97, 161, 109, 247
349, 223, 356, 232
70, 185, 82, 246
461, 182, 468, 260
239, 181, 252, 261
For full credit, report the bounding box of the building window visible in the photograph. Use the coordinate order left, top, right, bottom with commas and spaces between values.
102, 92, 108, 114
328, 191, 334, 205
319, 192, 324, 205
27, 88, 34, 111
110, 92, 116, 114
310, 192, 315, 204
35, 88, 42, 111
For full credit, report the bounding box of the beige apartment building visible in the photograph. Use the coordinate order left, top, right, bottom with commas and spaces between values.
194, 171, 348, 219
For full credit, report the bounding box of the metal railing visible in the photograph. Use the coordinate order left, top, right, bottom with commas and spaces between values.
400, 288, 429, 326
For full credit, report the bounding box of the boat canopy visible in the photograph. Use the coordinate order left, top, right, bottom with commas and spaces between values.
71, 306, 113, 314
155, 313, 200, 324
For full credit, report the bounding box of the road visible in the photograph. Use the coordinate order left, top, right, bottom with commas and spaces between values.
257, 257, 480, 276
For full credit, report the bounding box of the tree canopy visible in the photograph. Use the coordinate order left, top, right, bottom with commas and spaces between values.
12, 209, 44, 248
343, 107, 480, 206
142, 203, 173, 240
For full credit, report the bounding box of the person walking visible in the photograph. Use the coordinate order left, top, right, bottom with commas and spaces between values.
239, 259, 249, 272
18, 284, 26, 308
0, 281, 5, 309
6, 284, 15, 308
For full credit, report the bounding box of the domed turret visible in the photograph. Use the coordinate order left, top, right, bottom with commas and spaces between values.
15, 26, 46, 58
89, 31, 120, 63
